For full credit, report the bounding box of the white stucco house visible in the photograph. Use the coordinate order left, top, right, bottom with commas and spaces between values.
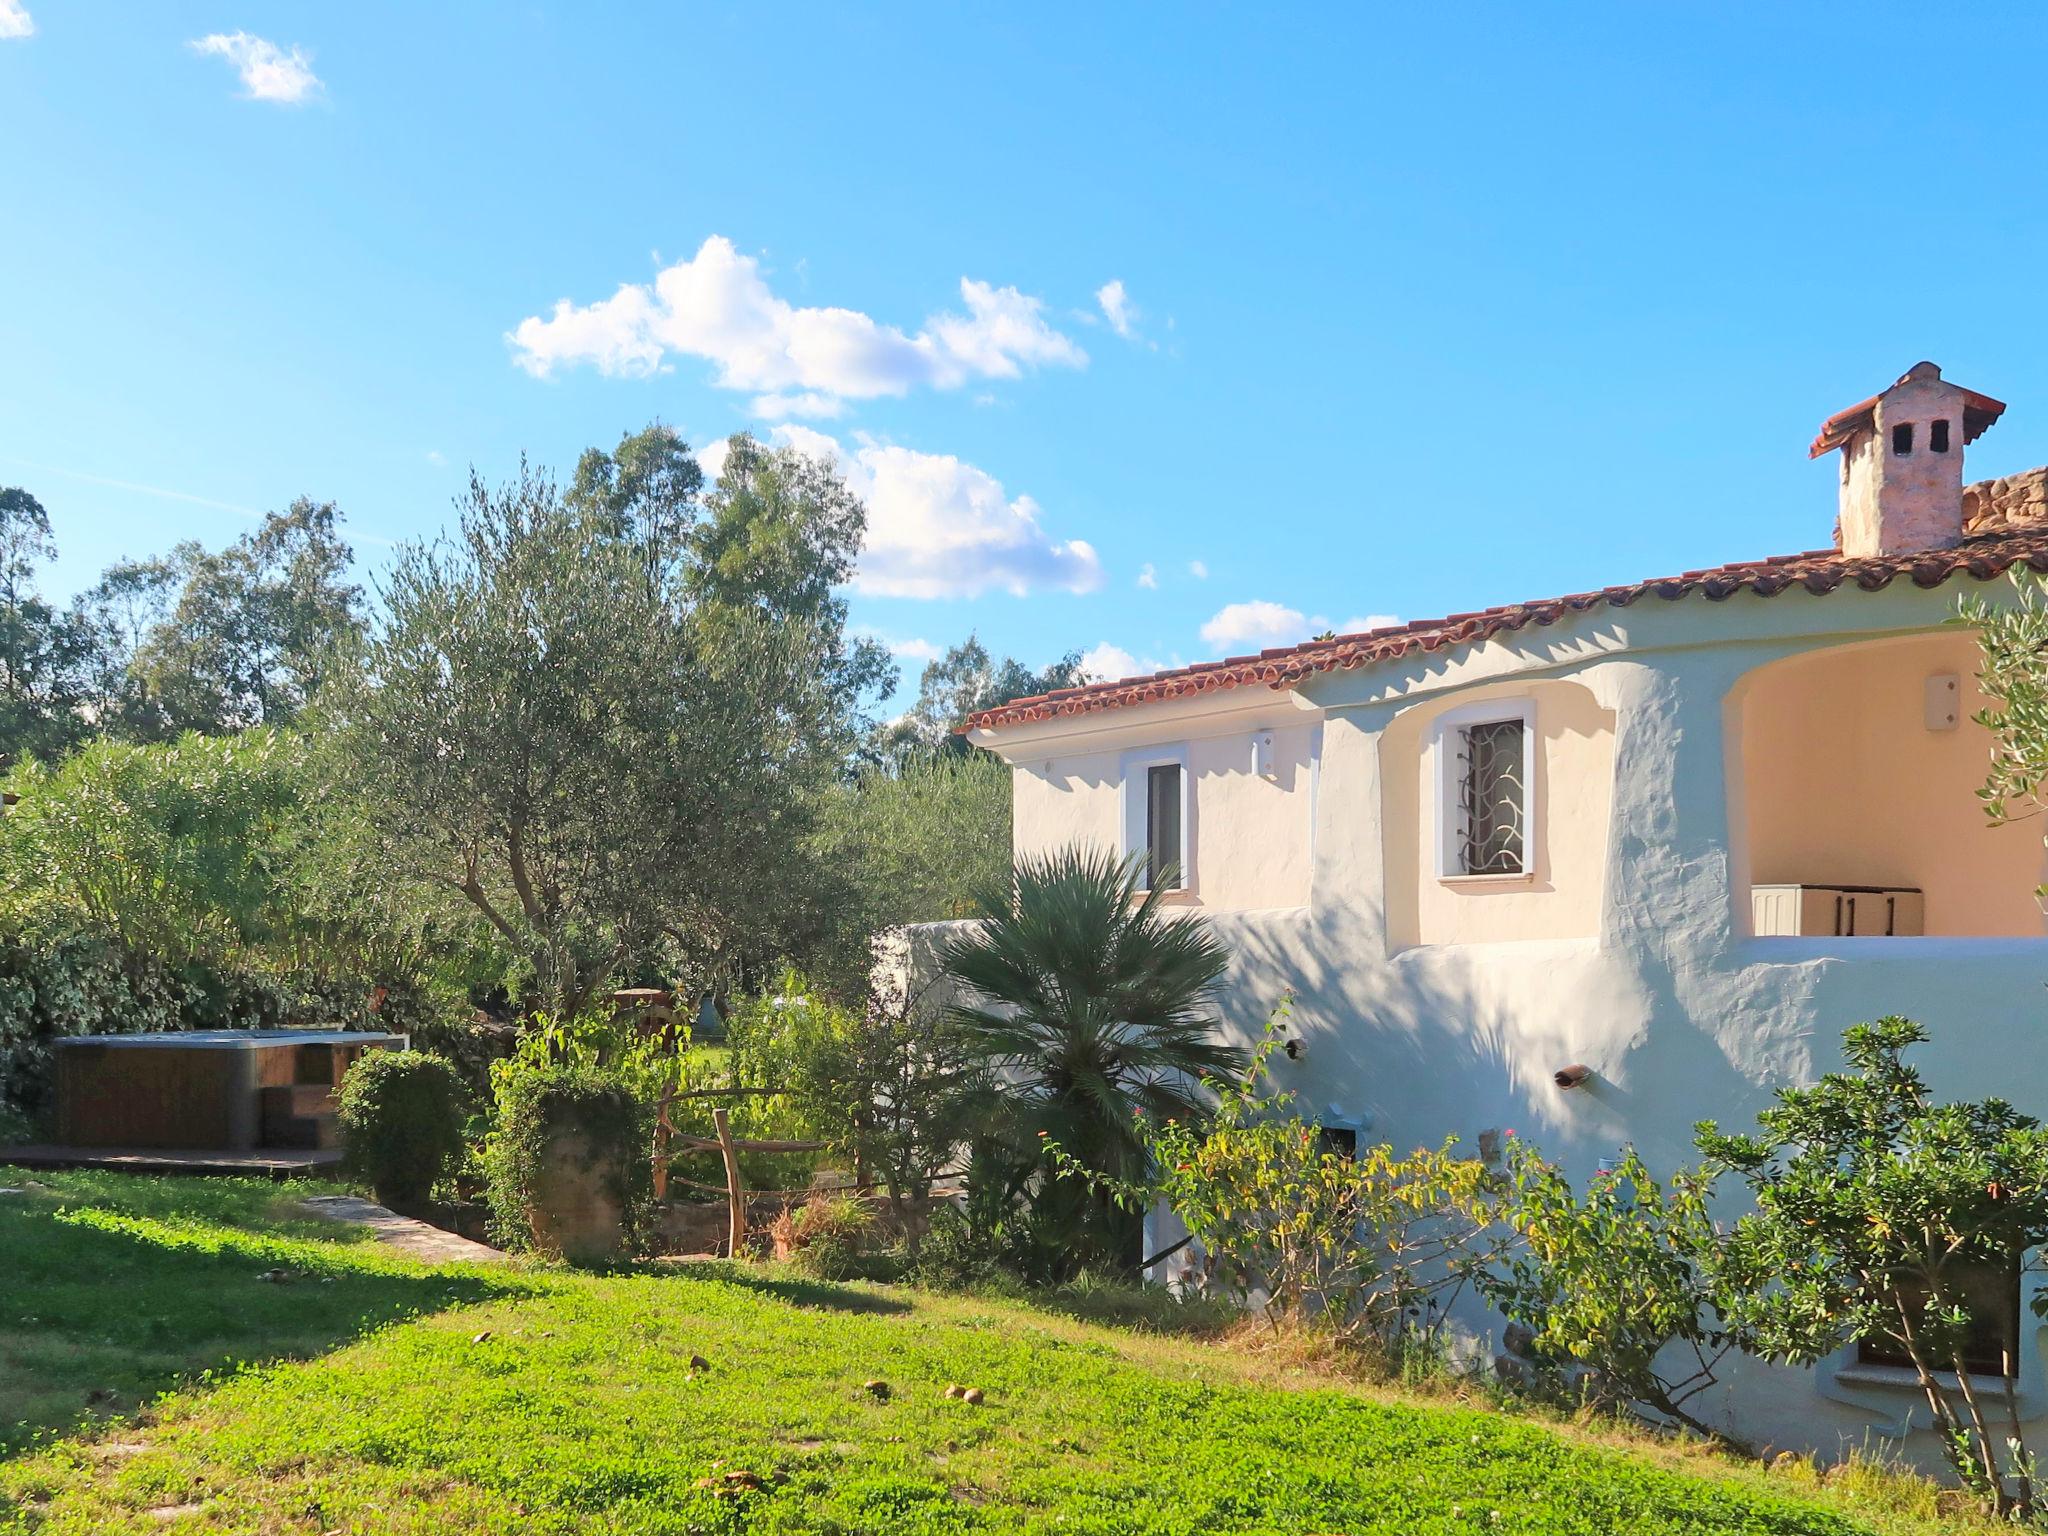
946, 361, 2048, 1461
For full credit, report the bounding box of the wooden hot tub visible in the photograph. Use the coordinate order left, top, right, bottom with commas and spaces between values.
52, 1030, 407, 1153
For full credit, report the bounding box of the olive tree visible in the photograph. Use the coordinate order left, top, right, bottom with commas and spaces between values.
324, 440, 876, 1020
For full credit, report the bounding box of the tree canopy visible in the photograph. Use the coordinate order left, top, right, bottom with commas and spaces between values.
325, 437, 886, 1019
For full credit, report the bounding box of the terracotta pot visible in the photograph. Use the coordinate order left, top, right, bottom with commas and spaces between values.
525, 1128, 627, 1265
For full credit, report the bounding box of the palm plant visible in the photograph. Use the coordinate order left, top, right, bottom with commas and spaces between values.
940, 842, 1247, 1267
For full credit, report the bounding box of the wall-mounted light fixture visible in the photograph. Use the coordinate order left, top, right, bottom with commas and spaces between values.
1251, 731, 1278, 780
1925, 673, 1960, 731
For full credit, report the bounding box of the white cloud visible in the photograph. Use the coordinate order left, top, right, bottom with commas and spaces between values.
697, 435, 733, 481
1096, 279, 1142, 341
1079, 641, 1163, 683
508, 237, 1086, 418
1136, 562, 1158, 590
0, 2, 33, 40
1199, 603, 1404, 653
854, 628, 941, 664
1188, 559, 1209, 580
425, 449, 447, 467
1200, 600, 1321, 653
749, 391, 845, 421
772, 425, 1102, 600
190, 32, 322, 103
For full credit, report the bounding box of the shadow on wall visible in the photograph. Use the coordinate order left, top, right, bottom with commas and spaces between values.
1202, 907, 1795, 1182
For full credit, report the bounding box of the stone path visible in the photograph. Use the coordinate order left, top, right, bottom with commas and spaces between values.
298, 1193, 509, 1265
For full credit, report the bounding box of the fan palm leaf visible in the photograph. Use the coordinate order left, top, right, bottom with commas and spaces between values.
940, 842, 1246, 1185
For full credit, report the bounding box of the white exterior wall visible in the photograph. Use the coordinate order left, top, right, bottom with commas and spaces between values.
1005, 693, 1322, 912
950, 575, 2048, 1466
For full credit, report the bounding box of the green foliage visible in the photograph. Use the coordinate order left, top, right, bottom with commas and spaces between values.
1053, 1007, 1502, 1363
0, 485, 364, 756
1479, 1141, 1737, 1445
770, 1192, 877, 1280
324, 442, 878, 1021
0, 731, 302, 964
0, 485, 94, 764
484, 1059, 653, 1256
0, 1171, 1944, 1535
941, 841, 1247, 1271
1699, 1017, 2048, 1519
337, 1050, 468, 1209
1960, 573, 2048, 833
808, 754, 1012, 987
119, 499, 365, 737
0, 730, 466, 1116
725, 965, 983, 1244
873, 633, 1083, 765
943, 841, 1244, 1180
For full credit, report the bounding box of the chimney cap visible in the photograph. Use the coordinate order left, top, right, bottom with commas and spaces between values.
1809, 362, 2006, 459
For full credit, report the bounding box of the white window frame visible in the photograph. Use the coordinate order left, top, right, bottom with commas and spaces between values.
1430, 698, 1536, 880
1121, 744, 1193, 893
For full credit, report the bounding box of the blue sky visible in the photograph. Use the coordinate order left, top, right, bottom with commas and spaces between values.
7, 3, 2048, 702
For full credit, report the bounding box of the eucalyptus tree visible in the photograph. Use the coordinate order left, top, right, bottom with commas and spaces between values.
0, 486, 92, 763
121, 498, 366, 737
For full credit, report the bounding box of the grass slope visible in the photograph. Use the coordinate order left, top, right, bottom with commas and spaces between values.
0, 1173, 1951, 1535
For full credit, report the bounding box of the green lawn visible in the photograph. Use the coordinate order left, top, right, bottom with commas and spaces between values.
0, 1172, 1966, 1535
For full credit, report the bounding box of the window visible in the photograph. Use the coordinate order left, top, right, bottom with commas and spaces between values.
1433, 700, 1536, 879
1857, 1257, 2020, 1378
1317, 1125, 1358, 1160
1930, 418, 1952, 454
1145, 762, 1183, 891
1121, 747, 1190, 893
1893, 422, 1915, 456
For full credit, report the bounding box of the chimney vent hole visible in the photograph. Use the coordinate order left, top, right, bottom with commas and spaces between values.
1930, 419, 1951, 453
1892, 422, 1915, 456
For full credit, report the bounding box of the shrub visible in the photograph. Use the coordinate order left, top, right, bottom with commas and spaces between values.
1699, 1017, 2048, 1521
727, 960, 983, 1254
1476, 1141, 1737, 1447
485, 1061, 651, 1261
1050, 1005, 1504, 1365
769, 1192, 876, 1280
1144, 1115, 1498, 1361
337, 1049, 467, 1210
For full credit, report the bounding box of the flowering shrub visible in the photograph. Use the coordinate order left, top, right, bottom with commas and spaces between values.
1476, 1141, 1735, 1445
1048, 1003, 1504, 1362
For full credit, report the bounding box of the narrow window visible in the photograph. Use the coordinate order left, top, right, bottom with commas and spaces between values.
1930, 418, 1951, 453
1145, 762, 1183, 890
1893, 422, 1915, 456
1457, 719, 1526, 874
1857, 1256, 2020, 1378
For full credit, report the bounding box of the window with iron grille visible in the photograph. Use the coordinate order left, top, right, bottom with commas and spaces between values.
1454, 716, 1527, 875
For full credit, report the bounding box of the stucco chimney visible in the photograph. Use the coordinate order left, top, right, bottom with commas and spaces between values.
1810, 363, 2007, 557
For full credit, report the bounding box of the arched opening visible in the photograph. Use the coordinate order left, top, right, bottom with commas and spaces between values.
1731, 633, 2048, 938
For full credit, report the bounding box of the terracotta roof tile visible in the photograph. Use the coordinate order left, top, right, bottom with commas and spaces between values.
965, 526, 2048, 733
